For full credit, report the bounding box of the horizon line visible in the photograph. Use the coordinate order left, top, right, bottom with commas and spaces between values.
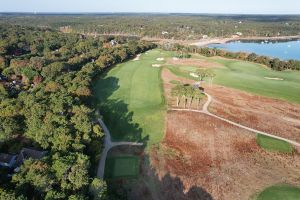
1, 11, 300, 16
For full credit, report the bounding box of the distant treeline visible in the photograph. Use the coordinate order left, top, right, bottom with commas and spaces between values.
1, 14, 300, 40
162, 43, 300, 71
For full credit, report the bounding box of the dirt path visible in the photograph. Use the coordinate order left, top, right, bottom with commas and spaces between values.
96, 114, 143, 179
171, 93, 300, 148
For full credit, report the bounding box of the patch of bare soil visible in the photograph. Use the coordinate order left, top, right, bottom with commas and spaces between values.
166, 58, 224, 68
205, 85, 300, 143
150, 111, 300, 200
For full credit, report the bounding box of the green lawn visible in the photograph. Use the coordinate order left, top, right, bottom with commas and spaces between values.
256, 134, 293, 153
105, 156, 139, 179
166, 53, 300, 104
93, 49, 166, 147
257, 185, 300, 200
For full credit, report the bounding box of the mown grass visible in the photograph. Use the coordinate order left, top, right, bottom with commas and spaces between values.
105, 156, 139, 179
166, 53, 300, 104
256, 134, 293, 153
93, 49, 166, 147
257, 185, 300, 200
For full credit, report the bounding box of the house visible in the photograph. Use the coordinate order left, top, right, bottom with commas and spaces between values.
12, 49, 22, 56
0, 74, 8, 82
0, 153, 17, 168
236, 32, 243, 36
110, 40, 118, 46
15, 148, 48, 169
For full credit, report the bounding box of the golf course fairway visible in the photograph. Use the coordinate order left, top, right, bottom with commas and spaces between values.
94, 49, 166, 147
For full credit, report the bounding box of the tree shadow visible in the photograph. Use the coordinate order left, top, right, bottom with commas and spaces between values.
93, 75, 148, 142
106, 146, 214, 200
154, 172, 213, 200
100, 99, 143, 142
93, 73, 212, 200
128, 162, 214, 200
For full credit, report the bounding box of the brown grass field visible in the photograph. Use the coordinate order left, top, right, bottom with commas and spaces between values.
116, 68, 300, 200
149, 111, 300, 200
206, 85, 300, 143
165, 58, 224, 68
132, 68, 300, 200
163, 68, 300, 143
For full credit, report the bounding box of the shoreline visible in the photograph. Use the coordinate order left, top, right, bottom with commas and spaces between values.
191, 35, 300, 47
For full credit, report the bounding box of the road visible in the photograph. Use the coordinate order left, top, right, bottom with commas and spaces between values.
96, 115, 143, 179
171, 93, 300, 148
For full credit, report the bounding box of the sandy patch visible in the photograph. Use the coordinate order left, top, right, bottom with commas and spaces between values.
166, 58, 224, 68
190, 72, 199, 78
152, 64, 161, 68
264, 77, 284, 81
156, 58, 165, 61
133, 54, 141, 61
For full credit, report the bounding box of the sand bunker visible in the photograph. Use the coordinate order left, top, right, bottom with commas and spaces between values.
152, 64, 161, 68
156, 58, 165, 61
264, 77, 284, 81
133, 54, 141, 61
190, 72, 199, 78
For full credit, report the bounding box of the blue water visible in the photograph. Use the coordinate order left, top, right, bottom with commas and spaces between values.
208, 39, 300, 60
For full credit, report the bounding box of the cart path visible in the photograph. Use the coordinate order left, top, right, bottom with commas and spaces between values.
96, 115, 143, 179
170, 93, 300, 147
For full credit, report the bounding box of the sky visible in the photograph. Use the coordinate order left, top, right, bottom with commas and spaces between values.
1, 0, 300, 14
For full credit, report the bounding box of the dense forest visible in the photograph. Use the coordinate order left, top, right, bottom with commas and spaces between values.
1, 14, 300, 40
0, 24, 156, 199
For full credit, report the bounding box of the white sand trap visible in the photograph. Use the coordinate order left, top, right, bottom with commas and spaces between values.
133, 54, 141, 61
152, 64, 161, 68
156, 58, 165, 61
264, 77, 284, 81
173, 57, 179, 61
190, 73, 199, 78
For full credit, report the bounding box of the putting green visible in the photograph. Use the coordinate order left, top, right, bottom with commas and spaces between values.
105, 156, 139, 179
256, 134, 293, 153
257, 185, 300, 200
93, 49, 166, 147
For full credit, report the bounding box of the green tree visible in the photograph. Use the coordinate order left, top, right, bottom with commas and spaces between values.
0, 56, 6, 69
0, 188, 26, 200
13, 159, 54, 196
171, 84, 183, 107
41, 62, 65, 80
90, 178, 108, 200
195, 69, 209, 83
194, 89, 205, 109
0, 84, 8, 100
0, 117, 21, 141
52, 153, 90, 191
